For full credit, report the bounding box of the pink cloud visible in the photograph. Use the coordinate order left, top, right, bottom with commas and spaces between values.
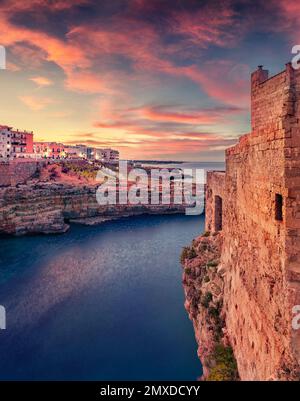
64, 72, 115, 94
169, 3, 237, 48
19, 95, 55, 110
138, 104, 244, 124
30, 76, 53, 87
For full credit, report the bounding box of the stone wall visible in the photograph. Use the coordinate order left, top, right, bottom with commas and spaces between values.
204, 64, 300, 380
0, 160, 43, 187
205, 171, 225, 232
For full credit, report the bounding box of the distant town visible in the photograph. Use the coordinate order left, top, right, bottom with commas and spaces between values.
0, 125, 119, 164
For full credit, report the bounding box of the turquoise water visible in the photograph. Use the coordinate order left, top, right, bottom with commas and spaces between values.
0, 214, 204, 380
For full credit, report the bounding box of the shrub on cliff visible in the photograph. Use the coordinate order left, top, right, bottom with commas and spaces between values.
207, 259, 219, 268
184, 267, 192, 275
180, 247, 189, 263
188, 247, 197, 259
207, 363, 234, 381
208, 306, 219, 319
61, 165, 70, 174
201, 291, 212, 308
200, 243, 208, 252
207, 344, 238, 381
180, 246, 197, 263
49, 166, 59, 180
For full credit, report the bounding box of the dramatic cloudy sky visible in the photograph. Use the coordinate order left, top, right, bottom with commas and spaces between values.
0, 0, 299, 160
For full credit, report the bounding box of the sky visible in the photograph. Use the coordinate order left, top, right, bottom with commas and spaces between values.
0, 0, 299, 161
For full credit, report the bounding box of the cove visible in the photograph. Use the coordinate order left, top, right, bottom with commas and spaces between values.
0, 214, 203, 380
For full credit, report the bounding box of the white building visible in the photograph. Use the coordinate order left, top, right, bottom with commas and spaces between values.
94, 148, 119, 163
0, 125, 12, 160
64, 144, 88, 159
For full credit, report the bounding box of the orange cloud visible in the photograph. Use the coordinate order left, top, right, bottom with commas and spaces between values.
139, 105, 244, 125
65, 72, 115, 94
30, 76, 53, 87
19, 95, 54, 111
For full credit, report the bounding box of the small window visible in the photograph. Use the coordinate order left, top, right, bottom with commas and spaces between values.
275, 194, 283, 221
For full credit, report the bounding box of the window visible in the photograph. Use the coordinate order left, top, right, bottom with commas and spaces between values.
214, 195, 223, 231
275, 194, 283, 221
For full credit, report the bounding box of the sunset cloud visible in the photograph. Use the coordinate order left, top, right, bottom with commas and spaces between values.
30, 76, 53, 87
0, 0, 296, 160
19, 95, 55, 111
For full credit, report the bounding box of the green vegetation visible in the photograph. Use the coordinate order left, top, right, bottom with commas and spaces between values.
49, 166, 59, 180
207, 259, 219, 268
201, 291, 212, 308
180, 246, 197, 264
203, 231, 210, 237
207, 344, 238, 381
208, 306, 219, 319
200, 243, 208, 252
61, 161, 99, 180
206, 298, 224, 342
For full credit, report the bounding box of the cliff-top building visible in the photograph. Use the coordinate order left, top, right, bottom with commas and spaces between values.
1, 125, 120, 163
0, 125, 12, 159
204, 63, 300, 380
33, 142, 119, 163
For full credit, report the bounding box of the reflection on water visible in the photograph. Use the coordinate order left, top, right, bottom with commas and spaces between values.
0, 214, 203, 380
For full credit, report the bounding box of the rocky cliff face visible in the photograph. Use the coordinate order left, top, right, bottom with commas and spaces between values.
0, 182, 186, 235
187, 65, 300, 381
182, 232, 239, 381
182, 230, 300, 381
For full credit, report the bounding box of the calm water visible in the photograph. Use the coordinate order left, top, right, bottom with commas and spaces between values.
0, 214, 204, 380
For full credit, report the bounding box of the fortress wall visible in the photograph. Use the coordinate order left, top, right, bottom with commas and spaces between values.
206, 65, 300, 380
251, 67, 286, 133
284, 67, 300, 364
205, 171, 225, 232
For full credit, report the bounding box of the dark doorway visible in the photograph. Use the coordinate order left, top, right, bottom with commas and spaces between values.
215, 195, 223, 231
275, 194, 283, 221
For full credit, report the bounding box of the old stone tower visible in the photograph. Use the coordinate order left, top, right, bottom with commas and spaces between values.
205, 63, 300, 380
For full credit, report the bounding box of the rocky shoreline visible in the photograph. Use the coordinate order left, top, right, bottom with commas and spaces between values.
0, 182, 187, 236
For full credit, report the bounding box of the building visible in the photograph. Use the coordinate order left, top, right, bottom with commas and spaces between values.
33, 142, 66, 159
204, 63, 300, 380
0, 126, 34, 159
10, 129, 34, 157
1, 124, 120, 162
63, 145, 87, 159
104, 148, 119, 164
0, 125, 12, 160
63, 145, 119, 163
93, 148, 119, 163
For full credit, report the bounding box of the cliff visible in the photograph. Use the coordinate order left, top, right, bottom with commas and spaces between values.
182, 64, 300, 381
0, 182, 186, 236
182, 232, 239, 381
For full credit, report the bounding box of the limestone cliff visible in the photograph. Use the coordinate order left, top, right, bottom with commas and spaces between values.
182, 232, 239, 381
182, 64, 300, 381
0, 182, 185, 235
